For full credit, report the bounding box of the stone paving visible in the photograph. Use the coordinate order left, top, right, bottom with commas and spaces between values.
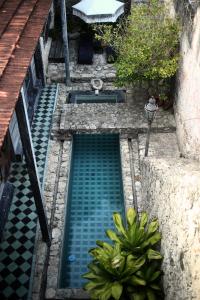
51, 83, 176, 139
47, 40, 116, 83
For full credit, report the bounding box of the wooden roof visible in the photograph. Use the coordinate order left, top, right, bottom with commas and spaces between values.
0, 0, 52, 150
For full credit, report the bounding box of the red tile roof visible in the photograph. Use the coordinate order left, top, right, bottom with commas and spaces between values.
0, 0, 52, 149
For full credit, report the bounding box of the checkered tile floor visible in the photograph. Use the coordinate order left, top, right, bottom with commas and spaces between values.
0, 84, 57, 300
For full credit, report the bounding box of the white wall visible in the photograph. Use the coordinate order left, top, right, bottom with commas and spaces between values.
141, 157, 200, 300
175, 7, 200, 161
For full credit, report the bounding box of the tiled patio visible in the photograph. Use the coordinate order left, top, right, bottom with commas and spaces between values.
0, 84, 57, 300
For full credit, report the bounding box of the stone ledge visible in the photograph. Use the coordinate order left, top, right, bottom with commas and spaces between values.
140, 157, 200, 300
138, 132, 180, 158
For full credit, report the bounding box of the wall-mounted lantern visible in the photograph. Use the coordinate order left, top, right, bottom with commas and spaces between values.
144, 96, 158, 157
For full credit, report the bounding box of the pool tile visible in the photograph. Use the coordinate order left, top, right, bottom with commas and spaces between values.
60, 134, 125, 288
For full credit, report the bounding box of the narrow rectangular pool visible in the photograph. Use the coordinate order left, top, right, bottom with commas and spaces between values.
68, 90, 125, 103
59, 134, 125, 288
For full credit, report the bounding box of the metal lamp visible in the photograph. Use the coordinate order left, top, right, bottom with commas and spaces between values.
144, 96, 158, 157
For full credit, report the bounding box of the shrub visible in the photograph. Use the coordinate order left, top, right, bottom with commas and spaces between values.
83, 208, 164, 300
94, 0, 181, 88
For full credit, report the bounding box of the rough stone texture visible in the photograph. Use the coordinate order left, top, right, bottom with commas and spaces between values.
174, 6, 200, 161
120, 138, 134, 211
45, 140, 74, 299
133, 132, 180, 216
44, 140, 62, 222
140, 157, 200, 300
138, 132, 180, 158
47, 40, 117, 83
58, 84, 176, 136
131, 138, 143, 213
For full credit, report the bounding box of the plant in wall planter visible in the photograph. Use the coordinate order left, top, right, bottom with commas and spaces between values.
83, 208, 164, 300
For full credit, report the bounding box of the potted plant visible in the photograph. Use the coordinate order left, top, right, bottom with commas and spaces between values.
83, 208, 164, 300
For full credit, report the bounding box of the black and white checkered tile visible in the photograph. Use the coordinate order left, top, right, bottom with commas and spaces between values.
0, 84, 57, 300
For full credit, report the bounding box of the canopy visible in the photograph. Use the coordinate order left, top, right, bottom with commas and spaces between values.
72, 0, 124, 23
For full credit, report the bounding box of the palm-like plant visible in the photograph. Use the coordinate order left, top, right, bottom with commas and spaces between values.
83, 208, 164, 300
107, 209, 162, 259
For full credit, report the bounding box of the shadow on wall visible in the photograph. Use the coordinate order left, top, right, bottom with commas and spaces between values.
173, 0, 200, 46
173, 0, 200, 161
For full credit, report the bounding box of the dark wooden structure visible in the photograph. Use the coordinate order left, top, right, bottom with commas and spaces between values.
0, 0, 53, 244
49, 40, 65, 63
61, 0, 70, 84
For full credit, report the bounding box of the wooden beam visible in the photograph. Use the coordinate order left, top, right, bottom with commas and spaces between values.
35, 40, 45, 86
61, 0, 70, 85
15, 94, 51, 246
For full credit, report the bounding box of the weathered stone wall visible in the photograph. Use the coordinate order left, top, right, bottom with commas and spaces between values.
140, 157, 200, 300
174, 4, 200, 161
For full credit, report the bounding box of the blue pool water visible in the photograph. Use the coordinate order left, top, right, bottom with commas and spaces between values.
59, 134, 125, 288
68, 90, 125, 103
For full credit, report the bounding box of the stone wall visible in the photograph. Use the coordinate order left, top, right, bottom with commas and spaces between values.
140, 157, 200, 300
174, 4, 200, 161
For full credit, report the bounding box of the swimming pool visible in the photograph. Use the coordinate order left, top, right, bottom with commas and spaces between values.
68, 90, 126, 103
59, 134, 125, 288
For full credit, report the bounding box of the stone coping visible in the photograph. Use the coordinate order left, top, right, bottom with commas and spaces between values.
32, 132, 180, 300
58, 103, 176, 135
45, 137, 136, 299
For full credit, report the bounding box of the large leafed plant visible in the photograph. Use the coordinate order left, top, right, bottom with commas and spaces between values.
83, 208, 164, 300
94, 0, 181, 88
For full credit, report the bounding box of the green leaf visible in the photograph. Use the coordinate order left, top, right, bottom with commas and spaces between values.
100, 285, 112, 300
150, 271, 161, 281
111, 254, 125, 270
83, 208, 163, 300
113, 212, 126, 236
147, 219, 159, 234
96, 240, 113, 253
111, 282, 123, 300
147, 232, 161, 246
129, 275, 146, 286
84, 281, 102, 291
87, 263, 103, 275
150, 283, 161, 291
90, 289, 102, 299
140, 212, 148, 228
127, 207, 137, 226
131, 292, 146, 300
106, 229, 121, 243
147, 249, 163, 260
82, 272, 100, 280
123, 255, 145, 276
135, 270, 144, 278
147, 289, 156, 300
